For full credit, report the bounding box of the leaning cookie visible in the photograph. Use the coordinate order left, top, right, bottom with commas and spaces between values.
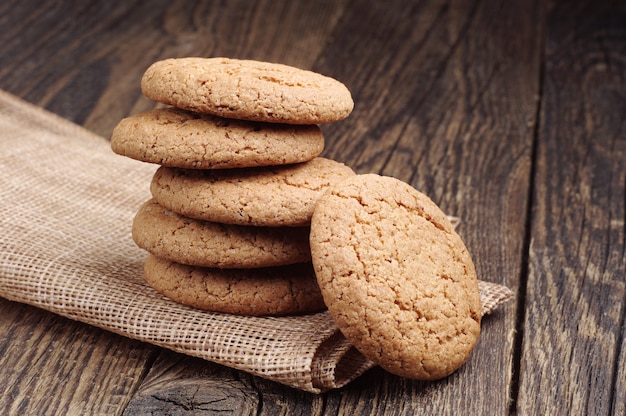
110, 108, 324, 169
141, 57, 354, 124
144, 255, 326, 316
309, 174, 482, 380
132, 199, 311, 268
150, 158, 355, 227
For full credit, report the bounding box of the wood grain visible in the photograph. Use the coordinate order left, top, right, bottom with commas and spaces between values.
122, 1, 540, 413
0, 0, 624, 414
0, 0, 350, 140
0, 0, 534, 414
520, 0, 626, 414
318, 1, 541, 413
123, 350, 328, 415
0, 299, 157, 415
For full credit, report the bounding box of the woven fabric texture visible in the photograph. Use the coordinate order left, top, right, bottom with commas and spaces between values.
0, 90, 513, 393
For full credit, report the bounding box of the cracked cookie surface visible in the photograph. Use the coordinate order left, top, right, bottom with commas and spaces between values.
132, 199, 311, 268
150, 158, 355, 227
110, 107, 324, 168
141, 57, 354, 124
309, 174, 482, 380
143, 255, 326, 316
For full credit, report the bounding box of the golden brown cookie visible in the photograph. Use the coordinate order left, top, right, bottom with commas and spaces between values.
143, 255, 326, 316
132, 199, 311, 268
110, 107, 324, 169
141, 57, 354, 124
150, 158, 355, 227
309, 174, 482, 380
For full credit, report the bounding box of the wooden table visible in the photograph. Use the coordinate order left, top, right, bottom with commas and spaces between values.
0, 1, 624, 414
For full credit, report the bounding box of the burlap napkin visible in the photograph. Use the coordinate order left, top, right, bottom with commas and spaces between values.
0, 90, 513, 393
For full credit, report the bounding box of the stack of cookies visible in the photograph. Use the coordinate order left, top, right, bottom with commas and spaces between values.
111, 57, 356, 316
112, 57, 484, 381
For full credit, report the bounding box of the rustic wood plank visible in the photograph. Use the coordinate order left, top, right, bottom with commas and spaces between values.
519, 0, 626, 414
109, 2, 541, 414
0, 3, 170, 414
0, 0, 540, 414
0, 0, 350, 414
123, 350, 328, 415
7, 0, 613, 414
312, 0, 542, 414
0, 0, 349, 140
615, 334, 626, 415
122, 351, 261, 415
122, 0, 543, 411
0, 298, 158, 415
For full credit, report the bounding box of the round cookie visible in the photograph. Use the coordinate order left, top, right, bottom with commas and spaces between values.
132, 199, 311, 268
144, 255, 326, 316
309, 174, 482, 380
141, 57, 354, 124
110, 107, 324, 169
150, 158, 355, 227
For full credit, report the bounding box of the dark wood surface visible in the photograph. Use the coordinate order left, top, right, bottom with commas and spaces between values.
0, 0, 624, 414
